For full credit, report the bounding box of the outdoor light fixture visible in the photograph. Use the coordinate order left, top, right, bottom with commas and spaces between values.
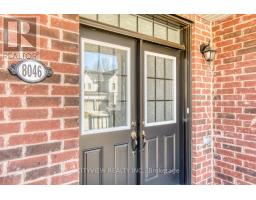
200, 40, 216, 62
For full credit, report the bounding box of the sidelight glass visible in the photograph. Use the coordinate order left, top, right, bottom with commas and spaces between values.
82, 39, 130, 132
145, 52, 176, 125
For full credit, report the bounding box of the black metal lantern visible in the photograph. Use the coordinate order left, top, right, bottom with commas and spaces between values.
200, 41, 216, 62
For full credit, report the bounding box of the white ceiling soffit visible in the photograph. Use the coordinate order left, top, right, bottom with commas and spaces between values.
199, 14, 232, 22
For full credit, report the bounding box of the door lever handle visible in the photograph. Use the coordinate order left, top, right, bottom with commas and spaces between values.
131, 130, 138, 153
141, 130, 147, 149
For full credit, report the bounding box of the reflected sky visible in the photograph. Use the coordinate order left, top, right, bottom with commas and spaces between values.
84, 52, 118, 72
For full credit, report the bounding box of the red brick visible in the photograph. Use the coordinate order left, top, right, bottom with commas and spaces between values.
52, 107, 79, 118
8, 132, 48, 146
10, 109, 48, 120
51, 172, 78, 184
25, 142, 61, 156
62, 14, 79, 21
0, 122, 20, 135
51, 150, 78, 163
51, 129, 79, 140
0, 148, 22, 162
51, 85, 79, 95
0, 84, 5, 94
64, 139, 79, 150
25, 120, 60, 132
64, 161, 79, 172
51, 40, 78, 53
64, 118, 79, 128
40, 25, 60, 39
7, 155, 48, 172
40, 49, 60, 62
26, 178, 48, 185
25, 165, 61, 181
51, 16, 79, 32
63, 31, 79, 43
27, 97, 61, 107
0, 174, 21, 185
50, 62, 79, 74
10, 84, 48, 95
0, 97, 21, 108
222, 18, 240, 29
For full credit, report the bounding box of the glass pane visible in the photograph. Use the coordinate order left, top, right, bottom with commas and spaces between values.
147, 101, 155, 123
147, 78, 155, 100
115, 49, 127, 75
156, 79, 164, 100
168, 28, 180, 43
81, 14, 97, 20
147, 55, 155, 77
165, 80, 173, 100
138, 17, 153, 36
120, 14, 137, 32
115, 102, 127, 126
83, 41, 129, 131
165, 101, 174, 121
154, 23, 167, 40
156, 101, 164, 122
98, 14, 119, 26
165, 59, 173, 79
156, 57, 164, 78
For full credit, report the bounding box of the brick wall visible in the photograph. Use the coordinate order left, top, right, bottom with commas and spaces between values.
181, 14, 214, 184
0, 14, 80, 184
212, 14, 256, 184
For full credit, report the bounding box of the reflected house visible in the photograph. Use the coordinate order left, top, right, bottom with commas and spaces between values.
84, 51, 120, 129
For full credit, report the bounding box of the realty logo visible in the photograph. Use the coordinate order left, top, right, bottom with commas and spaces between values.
3, 17, 38, 52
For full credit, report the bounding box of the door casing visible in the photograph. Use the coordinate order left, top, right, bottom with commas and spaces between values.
79, 14, 193, 185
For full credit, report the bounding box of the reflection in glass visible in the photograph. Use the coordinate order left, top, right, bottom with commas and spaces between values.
83, 41, 128, 131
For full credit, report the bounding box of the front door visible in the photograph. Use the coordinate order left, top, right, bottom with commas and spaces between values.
139, 42, 180, 184
80, 26, 183, 185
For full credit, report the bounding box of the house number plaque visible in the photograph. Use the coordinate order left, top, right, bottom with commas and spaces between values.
8, 60, 53, 83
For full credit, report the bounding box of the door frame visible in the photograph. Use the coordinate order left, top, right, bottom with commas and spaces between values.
79, 14, 193, 185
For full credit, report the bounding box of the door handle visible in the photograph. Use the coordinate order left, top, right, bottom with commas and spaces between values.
130, 121, 137, 153
141, 130, 147, 149
131, 130, 138, 153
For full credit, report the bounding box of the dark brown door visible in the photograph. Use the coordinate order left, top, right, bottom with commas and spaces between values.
139, 42, 181, 184
80, 27, 137, 185
80, 27, 183, 185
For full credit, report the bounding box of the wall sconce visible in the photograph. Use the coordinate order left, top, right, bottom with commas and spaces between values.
200, 40, 216, 62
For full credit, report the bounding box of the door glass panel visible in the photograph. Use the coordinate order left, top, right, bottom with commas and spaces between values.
82, 39, 130, 133
145, 52, 176, 125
